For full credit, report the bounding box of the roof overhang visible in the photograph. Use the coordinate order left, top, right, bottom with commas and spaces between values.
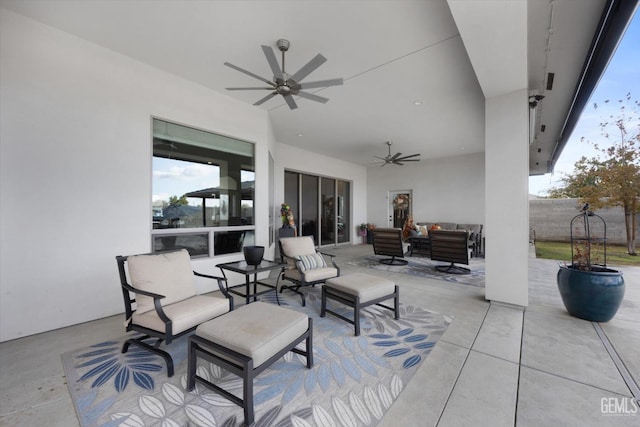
528, 0, 638, 175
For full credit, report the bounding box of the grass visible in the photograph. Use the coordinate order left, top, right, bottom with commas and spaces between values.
535, 240, 640, 267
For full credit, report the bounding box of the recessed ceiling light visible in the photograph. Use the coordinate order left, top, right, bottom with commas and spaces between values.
297, 133, 303, 137
413, 100, 424, 106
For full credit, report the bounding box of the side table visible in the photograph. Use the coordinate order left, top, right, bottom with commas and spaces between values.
216, 259, 286, 305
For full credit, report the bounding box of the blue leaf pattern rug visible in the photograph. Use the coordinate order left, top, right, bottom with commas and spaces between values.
349, 256, 485, 287
62, 288, 451, 426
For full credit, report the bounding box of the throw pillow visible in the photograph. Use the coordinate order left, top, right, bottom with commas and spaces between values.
296, 253, 327, 272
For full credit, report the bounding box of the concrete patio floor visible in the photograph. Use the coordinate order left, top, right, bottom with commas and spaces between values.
1, 244, 638, 426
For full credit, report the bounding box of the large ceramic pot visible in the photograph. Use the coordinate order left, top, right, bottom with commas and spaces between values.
243, 246, 264, 266
557, 265, 625, 322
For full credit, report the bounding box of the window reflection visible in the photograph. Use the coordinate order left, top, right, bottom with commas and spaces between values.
152, 233, 209, 258
151, 119, 255, 257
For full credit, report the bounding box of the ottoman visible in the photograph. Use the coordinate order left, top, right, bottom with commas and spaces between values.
321, 273, 399, 335
187, 302, 313, 426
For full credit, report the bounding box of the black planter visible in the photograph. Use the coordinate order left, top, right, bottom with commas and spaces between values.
557, 265, 625, 322
366, 230, 374, 244
243, 246, 264, 266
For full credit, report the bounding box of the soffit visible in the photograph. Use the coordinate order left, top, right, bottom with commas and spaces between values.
0, 0, 612, 174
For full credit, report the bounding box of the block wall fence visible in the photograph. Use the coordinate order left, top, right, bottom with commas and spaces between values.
529, 198, 640, 245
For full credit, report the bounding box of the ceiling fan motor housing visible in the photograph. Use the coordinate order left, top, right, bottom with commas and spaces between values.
274, 73, 300, 95
276, 84, 292, 95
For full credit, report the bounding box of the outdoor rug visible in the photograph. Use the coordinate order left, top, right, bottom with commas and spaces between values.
348, 255, 485, 288
62, 287, 451, 427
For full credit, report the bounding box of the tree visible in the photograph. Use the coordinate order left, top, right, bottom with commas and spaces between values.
168, 195, 189, 206
549, 93, 640, 255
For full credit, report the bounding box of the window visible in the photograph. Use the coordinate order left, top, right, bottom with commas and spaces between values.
152, 118, 255, 257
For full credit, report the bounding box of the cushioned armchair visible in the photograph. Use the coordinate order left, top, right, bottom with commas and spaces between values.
279, 236, 340, 306
116, 249, 233, 376
428, 229, 471, 274
371, 228, 410, 265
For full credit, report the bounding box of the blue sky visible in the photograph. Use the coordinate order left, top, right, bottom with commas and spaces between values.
153, 157, 220, 205
529, 10, 640, 196
153, 157, 255, 206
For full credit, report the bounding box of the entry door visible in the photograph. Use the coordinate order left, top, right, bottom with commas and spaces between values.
388, 190, 412, 228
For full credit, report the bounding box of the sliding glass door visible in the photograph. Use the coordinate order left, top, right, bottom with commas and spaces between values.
337, 180, 350, 243
284, 171, 351, 246
301, 175, 319, 241
320, 177, 335, 245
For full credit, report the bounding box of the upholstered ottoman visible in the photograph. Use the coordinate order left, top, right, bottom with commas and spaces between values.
321, 273, 399, 336
187, 302, 313, 426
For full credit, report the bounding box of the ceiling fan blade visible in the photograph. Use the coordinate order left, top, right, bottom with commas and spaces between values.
291, 53, 327, 83
298, 78, 344, 89
373, 156, 388, 161
390, 152, 402, 161
261, 45, 285, 81
224, 62, 275, 86
398, 159, 420, 162
253, 92, 278, 106
397, 153, 421, 160
283, 94, 298, 110
226, 87, 274, 90
296, 91, 329, 104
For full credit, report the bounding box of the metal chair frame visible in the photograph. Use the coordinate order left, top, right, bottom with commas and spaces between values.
116, 250, 233, 376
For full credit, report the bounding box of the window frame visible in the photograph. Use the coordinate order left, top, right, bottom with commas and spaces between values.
150, 117, 256, 258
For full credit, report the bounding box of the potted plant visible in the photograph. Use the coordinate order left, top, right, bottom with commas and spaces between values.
556, 206, 625, 322
359, 223, 368, 240
366, 223, 376, 244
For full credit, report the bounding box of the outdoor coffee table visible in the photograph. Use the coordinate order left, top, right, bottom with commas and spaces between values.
407, 236, 430, 256
216, 259, 286, 305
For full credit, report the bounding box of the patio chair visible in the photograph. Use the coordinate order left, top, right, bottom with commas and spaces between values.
428, 229, 471, 273
279, 236, 340, 306
116, 249, 233, 376
371, 227, 409, 265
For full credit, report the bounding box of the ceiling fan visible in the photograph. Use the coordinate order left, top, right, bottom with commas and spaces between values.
224, 39, 343, 110
374, 141, 421, 166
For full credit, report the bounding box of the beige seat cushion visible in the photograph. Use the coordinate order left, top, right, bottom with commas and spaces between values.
127, 249, 197, 314
195, 302, 308, 368
325, 273, 395, 303
133, 295, 231, 335
283, 267, 338, 283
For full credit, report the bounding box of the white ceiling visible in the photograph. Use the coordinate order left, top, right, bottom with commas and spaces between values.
0, 0, 609, 173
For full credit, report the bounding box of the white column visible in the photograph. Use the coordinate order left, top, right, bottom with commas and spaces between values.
485, 89, 529, 307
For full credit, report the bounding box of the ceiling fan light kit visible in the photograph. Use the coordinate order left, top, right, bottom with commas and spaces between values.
374, 141, 421, 166
224, 39, 343, 110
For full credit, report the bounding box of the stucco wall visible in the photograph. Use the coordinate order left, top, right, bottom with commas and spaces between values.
529, 198, 639, 245
366, 152, 485, 232
0, 10, 367, 342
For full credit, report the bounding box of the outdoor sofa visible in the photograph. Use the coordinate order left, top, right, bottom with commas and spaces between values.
416, 222, 483, 257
